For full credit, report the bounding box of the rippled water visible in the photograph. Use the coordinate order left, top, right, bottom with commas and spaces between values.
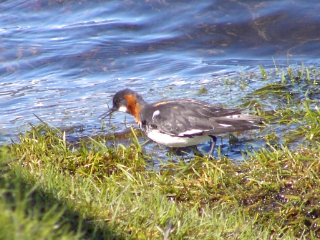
1, 0, 320, 161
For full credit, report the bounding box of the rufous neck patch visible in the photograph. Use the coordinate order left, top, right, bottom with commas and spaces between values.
124, 94, 140, 123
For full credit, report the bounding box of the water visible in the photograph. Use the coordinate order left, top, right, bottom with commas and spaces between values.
1, 0, 320, 161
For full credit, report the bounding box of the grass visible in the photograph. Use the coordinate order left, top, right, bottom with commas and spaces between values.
1, 63, 320, 239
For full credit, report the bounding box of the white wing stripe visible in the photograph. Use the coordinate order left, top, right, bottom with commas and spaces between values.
178, 129, 204, 136
219, 124, 232, 127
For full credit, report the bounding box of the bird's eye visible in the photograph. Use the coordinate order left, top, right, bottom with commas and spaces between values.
114, 99, 120, 105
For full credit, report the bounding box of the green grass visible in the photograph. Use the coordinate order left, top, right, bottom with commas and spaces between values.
1, 63, 320, 239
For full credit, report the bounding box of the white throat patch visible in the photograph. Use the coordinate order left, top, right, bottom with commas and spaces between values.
118, 106, 128, 113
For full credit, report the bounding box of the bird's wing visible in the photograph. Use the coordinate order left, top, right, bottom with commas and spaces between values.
141, 99, 262, 137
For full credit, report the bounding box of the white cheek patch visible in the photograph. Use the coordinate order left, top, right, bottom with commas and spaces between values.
118, 106, 128, 113
152, 110, 160, 120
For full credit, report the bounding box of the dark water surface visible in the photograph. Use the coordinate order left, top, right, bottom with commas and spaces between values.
1, 0, 320, 161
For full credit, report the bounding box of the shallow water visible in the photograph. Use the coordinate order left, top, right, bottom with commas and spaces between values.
1, 0, 320, 162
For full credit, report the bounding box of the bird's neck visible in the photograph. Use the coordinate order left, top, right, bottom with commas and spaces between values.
125, 97, 147, 123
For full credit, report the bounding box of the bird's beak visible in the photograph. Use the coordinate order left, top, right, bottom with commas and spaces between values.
99, 107, 116, 120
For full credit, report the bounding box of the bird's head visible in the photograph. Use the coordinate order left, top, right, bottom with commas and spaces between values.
100, 88, 145, 123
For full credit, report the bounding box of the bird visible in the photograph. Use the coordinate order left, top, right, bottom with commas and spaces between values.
100, 88, 264, 157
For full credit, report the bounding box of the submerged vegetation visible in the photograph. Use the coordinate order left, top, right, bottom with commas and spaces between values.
1, 63, 320, 239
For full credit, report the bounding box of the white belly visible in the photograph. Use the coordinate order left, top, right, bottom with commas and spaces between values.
146, 130, 211, 147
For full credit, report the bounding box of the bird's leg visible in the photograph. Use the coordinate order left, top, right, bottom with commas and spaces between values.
208, 135, 217, 158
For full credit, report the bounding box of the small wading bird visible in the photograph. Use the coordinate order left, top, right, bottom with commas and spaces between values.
100, 89, 264, 157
